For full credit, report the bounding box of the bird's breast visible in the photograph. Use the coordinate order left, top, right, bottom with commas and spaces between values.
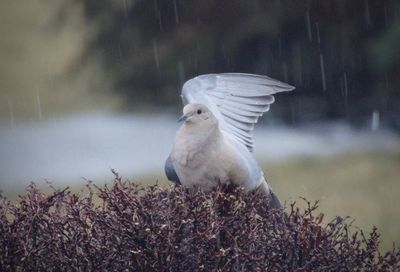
171, 134, 249, 190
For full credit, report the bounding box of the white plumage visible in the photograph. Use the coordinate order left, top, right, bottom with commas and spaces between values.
181, 73, 294, 150
165, 73, 294, 207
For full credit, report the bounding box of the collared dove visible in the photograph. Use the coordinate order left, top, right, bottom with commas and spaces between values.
165, 73, 294, 208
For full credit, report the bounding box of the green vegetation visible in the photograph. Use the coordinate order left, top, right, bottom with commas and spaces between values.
1, 0, 400, 124
74, 0, 400, 123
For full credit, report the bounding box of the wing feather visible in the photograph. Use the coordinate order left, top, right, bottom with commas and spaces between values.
220, 108, 258, 123
220, 104, 263, 117
225, 95, 275, 105
181, 73, 295, 151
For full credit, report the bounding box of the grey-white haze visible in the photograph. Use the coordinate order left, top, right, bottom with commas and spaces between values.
0, 112, 398, 189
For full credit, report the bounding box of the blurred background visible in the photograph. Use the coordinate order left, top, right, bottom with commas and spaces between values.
0, 0, 399, 249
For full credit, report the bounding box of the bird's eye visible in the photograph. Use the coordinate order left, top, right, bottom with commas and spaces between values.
197, 109, 202, 115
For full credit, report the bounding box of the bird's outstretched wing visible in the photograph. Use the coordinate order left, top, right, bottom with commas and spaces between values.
181, 73, 295, 151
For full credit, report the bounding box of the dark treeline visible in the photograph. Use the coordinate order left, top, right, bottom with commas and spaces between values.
69, 0, 399, 128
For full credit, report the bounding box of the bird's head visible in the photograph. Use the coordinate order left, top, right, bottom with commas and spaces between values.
179, 103, 217, 126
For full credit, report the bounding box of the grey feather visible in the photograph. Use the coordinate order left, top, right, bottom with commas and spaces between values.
164, 155, 181, 185
181, 73, 295, 151
225, 95, 275, 106
269, 191, 282, 209
220, 104, 264, 117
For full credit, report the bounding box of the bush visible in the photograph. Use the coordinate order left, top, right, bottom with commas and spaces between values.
1, 174, 399, 271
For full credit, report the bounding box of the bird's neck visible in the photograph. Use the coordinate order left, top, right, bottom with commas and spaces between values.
178, 122, 221, 150
172, 122, 222, 167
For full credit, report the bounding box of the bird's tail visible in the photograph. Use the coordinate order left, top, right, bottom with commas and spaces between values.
257, 181, 282, 209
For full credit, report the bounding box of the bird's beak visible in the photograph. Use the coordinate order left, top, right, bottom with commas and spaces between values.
178, 114, 188, 122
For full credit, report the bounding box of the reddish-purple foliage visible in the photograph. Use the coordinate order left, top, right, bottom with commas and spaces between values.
1, 175, 399, 271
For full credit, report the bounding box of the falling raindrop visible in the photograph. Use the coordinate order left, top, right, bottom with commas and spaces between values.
152, 39, 160, 69
123, 0, 129, 19
319, 54, 326, 91
194, 55, 198, 71
35, 88, 43, 120
153, 0, 159, 15
173, 0, 179, 24
384, 6, 388, 25
305, 11, 312, 41
385, 73, 389, 90
282, 62, 288, 83
46, 62, 54, 90
342, 73, 349, 110
118, 44, 123, 62
278, 38, 282, 57
315, 22, 321, 44
371, 110, 380, 131
340, 77, 344, 94
153, 0, 163, 31
365, 0, 371, 25
8, 98, 15, 130
290, 100, 297, 124
293, 45, 303, 86
343, 72, 348, 97
177, 61, 185, 86
157, 11, 163, 31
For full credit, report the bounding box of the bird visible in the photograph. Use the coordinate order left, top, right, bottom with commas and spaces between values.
165, 73, 294, 208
